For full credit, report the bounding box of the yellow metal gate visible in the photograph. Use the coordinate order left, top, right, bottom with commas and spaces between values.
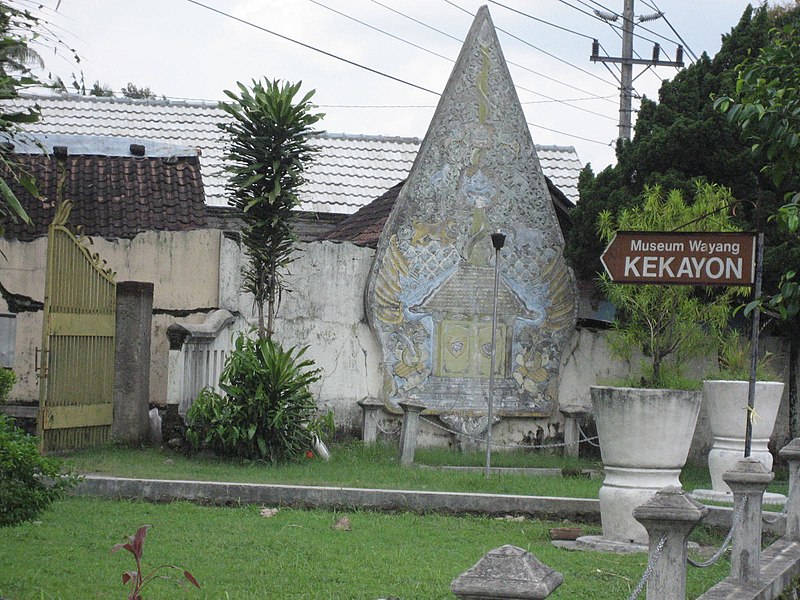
37, 202, 116, 453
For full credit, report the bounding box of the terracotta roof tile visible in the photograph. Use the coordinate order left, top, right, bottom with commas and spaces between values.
2, 153, 207, 240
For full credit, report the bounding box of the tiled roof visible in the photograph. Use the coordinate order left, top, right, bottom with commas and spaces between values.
2, 151, 207, 241
321, 177, 573, 248
5, 93, 583, 213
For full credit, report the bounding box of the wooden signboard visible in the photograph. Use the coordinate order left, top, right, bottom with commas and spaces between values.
600, 231, 757, 286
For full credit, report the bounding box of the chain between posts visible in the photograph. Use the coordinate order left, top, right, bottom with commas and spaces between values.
627, 532, 668, 600
418, 416, 599, 450
688, 495, 747, 568
375, 421, 402, 436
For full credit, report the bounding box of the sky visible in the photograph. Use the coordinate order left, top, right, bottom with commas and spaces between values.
32, 0, 768, 172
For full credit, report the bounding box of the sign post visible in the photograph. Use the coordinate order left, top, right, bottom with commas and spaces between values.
600, 231, 757, 286
600, 230, 760, 458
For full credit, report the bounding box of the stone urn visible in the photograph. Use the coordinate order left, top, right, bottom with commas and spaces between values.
703, 380, 784, 494
590, 386, 702, 544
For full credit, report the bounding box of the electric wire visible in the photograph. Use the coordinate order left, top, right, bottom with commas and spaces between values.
641, 0, 699, 62
307, 0, 454, 63
184, 0, 440, 96
575, 0, 683, 48
487, 0, 595, 40
310, 0, 616, 120
184, 0, 611, 147
371, 0, 616, 104
443, 0, 618, 89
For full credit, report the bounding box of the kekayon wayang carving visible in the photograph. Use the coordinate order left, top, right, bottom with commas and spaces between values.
366, 7, 577, 417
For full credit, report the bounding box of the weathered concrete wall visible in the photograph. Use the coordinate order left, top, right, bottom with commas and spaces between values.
223, 240, 383, 431
0, 230, 223, 405
2, 230, 795, 463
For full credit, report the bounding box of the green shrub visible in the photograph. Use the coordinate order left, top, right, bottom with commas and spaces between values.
0, 415, 77, 527
186, 334, 323, 462
0, 368, 15, 402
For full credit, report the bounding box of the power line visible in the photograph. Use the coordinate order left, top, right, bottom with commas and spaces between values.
308, 0, 616, 120
307, 0, 453, 63
641, 0, 699, 62
367, 0, 461, 43
487, 0, 595, 40
184, 0, 440, 96
442, 0, 618, 89
527, 121, 613, 146
369, 0, 615, 104
558, 0, 678, 45
184, 0, 611, 148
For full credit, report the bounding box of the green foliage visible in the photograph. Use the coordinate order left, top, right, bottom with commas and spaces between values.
0, 368, 14, 402
715, 20, 800, 331
566, 5, 787, 283
0, 414, 77, 527
218, 79, 323, 339
713, 329, 777, 381
185, 334, 323, 462
111, 525, 200, 599
597, 183, 745, 387
120, 82, 157, 99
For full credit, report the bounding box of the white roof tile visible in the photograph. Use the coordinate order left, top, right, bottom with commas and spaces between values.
6, 93, 583, 212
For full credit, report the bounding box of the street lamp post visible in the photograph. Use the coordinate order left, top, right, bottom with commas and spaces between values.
486, 231, 506, 479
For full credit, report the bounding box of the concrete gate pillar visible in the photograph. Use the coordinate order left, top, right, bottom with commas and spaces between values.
112, 281, 154, 444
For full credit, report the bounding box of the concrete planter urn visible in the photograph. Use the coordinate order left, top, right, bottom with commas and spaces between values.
590, 385, 702, 544
702, 380, 784, 494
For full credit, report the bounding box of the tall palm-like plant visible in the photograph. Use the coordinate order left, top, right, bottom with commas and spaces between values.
219, 79, 323, 339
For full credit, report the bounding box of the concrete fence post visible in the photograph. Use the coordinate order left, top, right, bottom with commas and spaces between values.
450, 545, 563, 599
779, 438, 800, 541
112, 281, 154, 444
723, 457, 774, 584
398, 400, 426, 467
559, 404, 588, 458
632, 486, 708, 600
357, 398, 384, 444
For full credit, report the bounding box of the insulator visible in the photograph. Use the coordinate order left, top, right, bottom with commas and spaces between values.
676, 45, 684, 65
652, 44, 660, 62
594, 9, 618, 21
592, 39, 599, 58
638, 11, 663, 22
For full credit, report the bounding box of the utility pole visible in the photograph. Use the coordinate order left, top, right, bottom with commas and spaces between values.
590, 0, 684, 141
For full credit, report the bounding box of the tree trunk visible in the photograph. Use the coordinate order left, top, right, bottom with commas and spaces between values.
790, 327, 799, 439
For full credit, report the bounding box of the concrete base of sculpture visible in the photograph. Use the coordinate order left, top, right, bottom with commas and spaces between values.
703, 380, 784, 493
690, 488, 787, 505
559, 535, 700, 555
591, 386, 701, 544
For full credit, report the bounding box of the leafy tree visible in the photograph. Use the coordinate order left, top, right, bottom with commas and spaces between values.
0, 2, 47, 235
89, 81, 113, 97
567, 5, 779, 282
598, 184, 745, 387
218, 79, 323, 339
121, 82, 157, 99
715, 17, 800, 433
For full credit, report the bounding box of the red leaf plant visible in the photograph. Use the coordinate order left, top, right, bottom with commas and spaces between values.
111, 525, 200, 600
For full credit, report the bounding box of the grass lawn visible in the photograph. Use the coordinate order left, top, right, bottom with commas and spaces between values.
61, 441, 790, 498
0, 497, 731, 600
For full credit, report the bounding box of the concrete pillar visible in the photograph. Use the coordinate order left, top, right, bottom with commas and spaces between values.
779, 438, 800, 541
559, 404, 588, 458
112, 281, 154, 444
723, 457, 774, 584
451, 545, 563, 599
632, 486, 708, 600
398, 400, 425, 467
357, 398, 383, 444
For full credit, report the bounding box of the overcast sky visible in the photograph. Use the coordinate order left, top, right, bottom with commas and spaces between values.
36, 0, 766, 172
